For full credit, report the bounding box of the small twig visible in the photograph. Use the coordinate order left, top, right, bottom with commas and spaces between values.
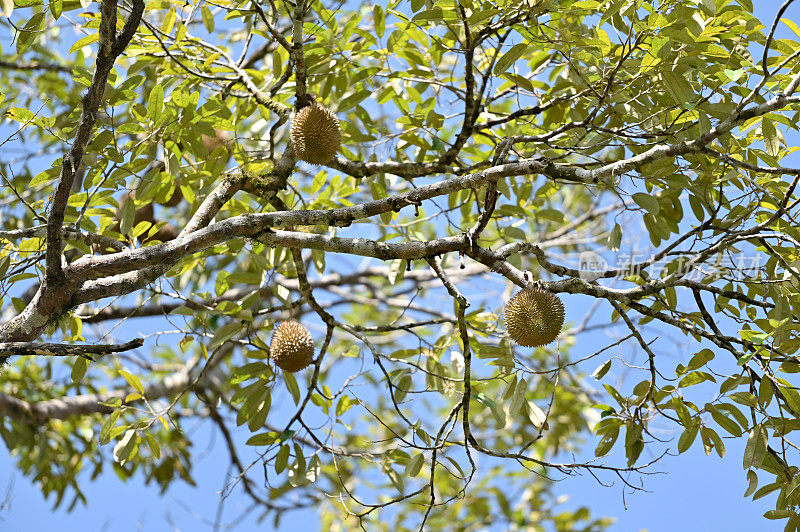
763, 0, 797, 81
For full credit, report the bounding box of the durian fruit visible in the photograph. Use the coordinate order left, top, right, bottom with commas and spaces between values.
290, 103, 341, 165
504, 286, 565, 347
270, 321, 315, 372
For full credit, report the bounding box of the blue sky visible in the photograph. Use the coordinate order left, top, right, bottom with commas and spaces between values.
1, 1, 798, 531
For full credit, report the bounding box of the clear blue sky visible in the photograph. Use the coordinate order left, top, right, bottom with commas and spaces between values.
0, 1, 796, 531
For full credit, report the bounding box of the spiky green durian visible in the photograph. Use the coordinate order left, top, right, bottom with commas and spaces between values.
504, 286, 565, 347
270, 321, 315, 372
290, 103, 341, 165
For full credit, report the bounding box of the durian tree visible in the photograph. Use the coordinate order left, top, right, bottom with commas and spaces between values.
2, 0, 800, 529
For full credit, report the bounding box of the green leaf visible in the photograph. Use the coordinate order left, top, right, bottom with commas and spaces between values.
145, 433, 161, 459
374, 5, 385, 38
413, 6, 443, 22
69, 32, 99, 54
782, 18, 800, 40
762, 118, 780, 157
49, 0, 61, 19
444, 456, 464, 477
604, 384, 627, 408
246, 389, 271, 431
113, 429, 137, 465
336, 395, 355, 417
1, 0, 12, 17
99, 410, 121, 445
729, 392, 757, 408
232, 362, 269, 383
17, 13, 45, 55
342, 345, 360, 358
501, 375, 518, 403
339, 90, 371, 113
201, 5, 214, 32
702, 427, 725, 458
723, 69, 744, 82
777, 378, 800, 416
494, 43, 529, 75
758, 377, 773, 407
710, 408, 743, 437
71, 357, 89, 383
162, 8, 176, 34
284, 371, 301, 405
632, 192, 660, 215
246, 432, 278, 446
288, 443, 307, 486
405, 452, 424, 477
383, 460, 404, 493
752, 482, 781, 500
743, 426, 767, 470
679, 372, 709, 388
764, 510, 794, 520
208, 320, 244, 349
624, 421, 644, 466
661, 69, 693, 104
743, 469, 758, 497
689, 194, 706, 221
476, 393, 506, 427
215, 270, 230, 296
595, 426, 618, 457
148, 85, 164, 124
527, 401, 547, 429
678, 423, 698, 453
119, 195, 135, 235
388, 259, 406, 285
5, 107, 35, 122
607, 223, 622, 251
735, 0, 752, 11
275, 444, 290, 473
698, 0, 716, 15
306, 453, 320, 484
687, 349, 715, 371
510, 377, 527, 415
119, 370, 145, 394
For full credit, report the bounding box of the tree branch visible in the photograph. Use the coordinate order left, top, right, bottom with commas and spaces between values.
44, 0, 144, 283
0, 338, 143, 359
0, 360, 212, 422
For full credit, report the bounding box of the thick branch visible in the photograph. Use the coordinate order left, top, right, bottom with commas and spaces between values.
0, 59, 71, 73
0, 338, 143, 359
0, 362, 207, 422
44, 0, 144, 283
